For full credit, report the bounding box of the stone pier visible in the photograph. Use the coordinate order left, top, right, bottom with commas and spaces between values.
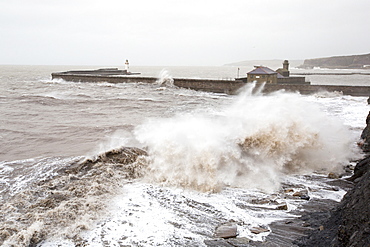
51, 73, 370, 97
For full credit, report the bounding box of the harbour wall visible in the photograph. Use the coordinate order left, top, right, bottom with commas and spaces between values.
173, 78, 245, 94
260, 83, 370, 96
51, 74, 158, 84
51, 73, 370, 97
291, 72, 370, 75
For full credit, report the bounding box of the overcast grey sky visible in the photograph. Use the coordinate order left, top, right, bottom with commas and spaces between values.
0, 0, 369, 66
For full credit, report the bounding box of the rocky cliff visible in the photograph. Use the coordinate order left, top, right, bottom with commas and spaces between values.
298, 110, 370, 247
299, 53, 370, 69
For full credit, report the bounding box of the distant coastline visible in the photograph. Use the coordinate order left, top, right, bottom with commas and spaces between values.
225, 53, 370, 70
291, 72, 370, 75
298, 53, 370, 69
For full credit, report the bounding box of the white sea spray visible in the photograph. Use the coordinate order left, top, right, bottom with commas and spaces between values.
155, 69, 174, 87
135, 84, 353, 192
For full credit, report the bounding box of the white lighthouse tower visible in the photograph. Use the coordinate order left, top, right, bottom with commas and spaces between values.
125, 59, 130, 73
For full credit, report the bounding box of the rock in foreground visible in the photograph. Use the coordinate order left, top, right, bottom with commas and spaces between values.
215, 223, 238, 238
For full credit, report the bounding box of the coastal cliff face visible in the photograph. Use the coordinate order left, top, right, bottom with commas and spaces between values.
299, 111, 370, 247
299, 53, 370, 69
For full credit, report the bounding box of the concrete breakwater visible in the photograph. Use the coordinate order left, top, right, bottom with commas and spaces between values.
51, 73, 370, 97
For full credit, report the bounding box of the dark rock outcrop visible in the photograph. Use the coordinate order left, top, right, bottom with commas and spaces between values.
359, 111, 370, 152
348, 156, 370, 182
298, 110, 370, 246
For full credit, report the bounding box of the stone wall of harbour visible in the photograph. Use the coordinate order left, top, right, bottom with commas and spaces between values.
51, 73, 370, 97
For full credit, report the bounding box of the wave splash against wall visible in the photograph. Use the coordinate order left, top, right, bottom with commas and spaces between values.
135, 83, 353, 192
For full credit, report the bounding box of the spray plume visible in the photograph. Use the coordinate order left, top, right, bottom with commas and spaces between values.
135, 83, 352, 192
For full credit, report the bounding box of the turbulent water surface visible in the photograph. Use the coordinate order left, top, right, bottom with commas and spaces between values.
0, 65, 369, 246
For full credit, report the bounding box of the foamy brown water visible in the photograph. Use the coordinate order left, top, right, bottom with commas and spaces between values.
0, 65, 369, 246
136, 85, 355, 193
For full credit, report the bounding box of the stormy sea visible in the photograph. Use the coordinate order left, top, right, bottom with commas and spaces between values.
0, 65, 369, 246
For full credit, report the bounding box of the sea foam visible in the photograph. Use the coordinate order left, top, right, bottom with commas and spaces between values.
155, 69, 174, 87
134, 83, 353, 192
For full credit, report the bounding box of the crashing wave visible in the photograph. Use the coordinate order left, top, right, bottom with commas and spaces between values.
134, 84, 353, 192
0, 147, 147, 247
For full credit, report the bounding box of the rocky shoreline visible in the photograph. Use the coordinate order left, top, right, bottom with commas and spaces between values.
296, 109, 370, 247
204, 176, 355, 247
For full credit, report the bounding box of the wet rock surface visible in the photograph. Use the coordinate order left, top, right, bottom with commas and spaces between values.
297, 164, 370, 247
205, 238, 253, 247
359, 111, 370, 152
250, 194, 351, 247
203, 177, 354, 247
292, 189, 310, 200
215, 223, 238, 238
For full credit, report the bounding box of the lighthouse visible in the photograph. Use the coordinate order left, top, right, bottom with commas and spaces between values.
125, 59, 130, 72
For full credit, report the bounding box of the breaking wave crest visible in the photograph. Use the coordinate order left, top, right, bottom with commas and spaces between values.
155, 69, 174, 87
135, 84, 353, 192
0, 148, 147, 246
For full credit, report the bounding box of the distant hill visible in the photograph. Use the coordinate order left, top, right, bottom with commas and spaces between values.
225, 60, 304, 70
299, 53, 370, 69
